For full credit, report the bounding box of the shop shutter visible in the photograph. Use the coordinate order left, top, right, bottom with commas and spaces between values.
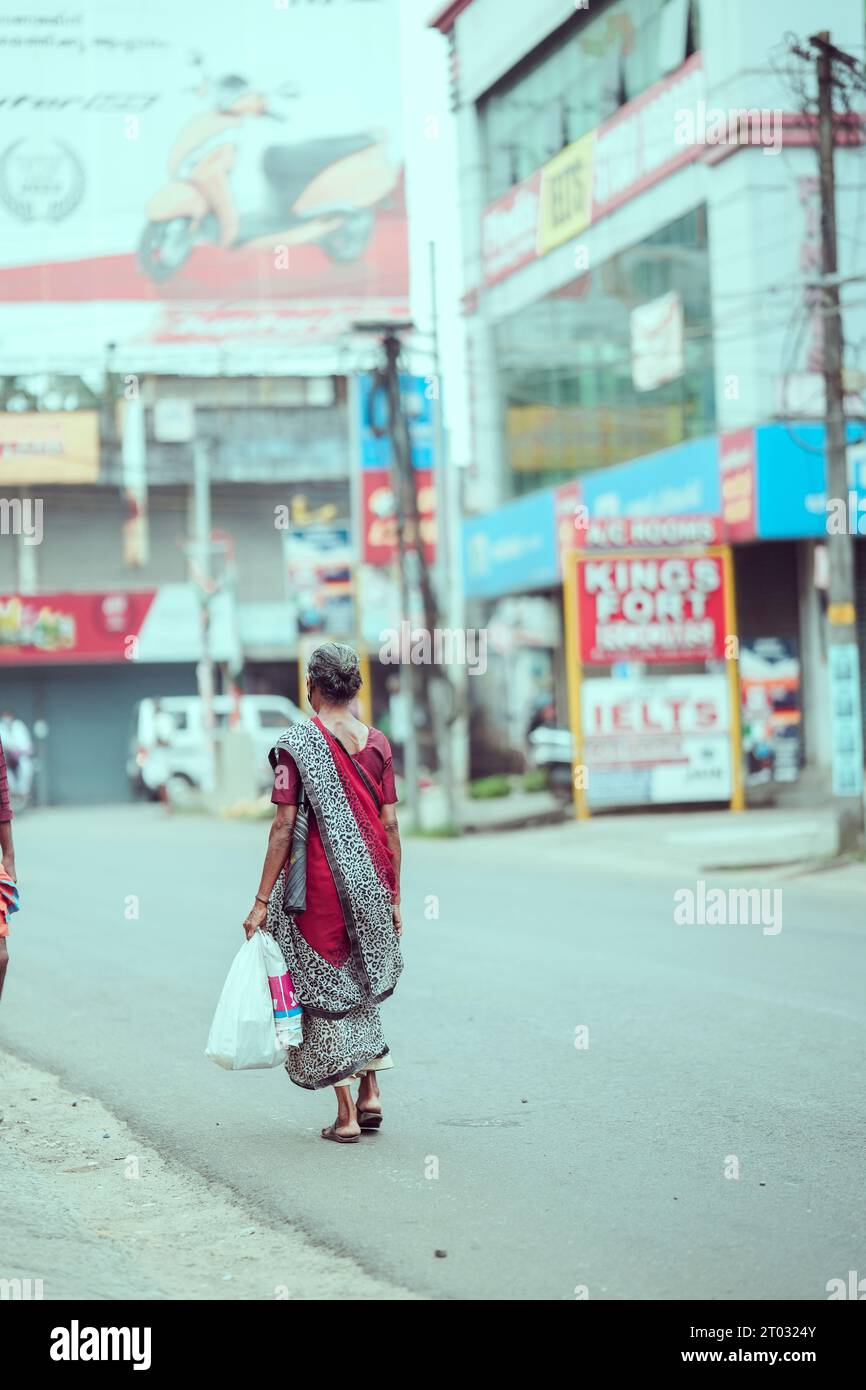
733, 542, 799, 642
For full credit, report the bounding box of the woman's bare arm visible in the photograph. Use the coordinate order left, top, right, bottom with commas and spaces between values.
0, 821, 15, 880
243, 803, 297, 938
381, 802, 402, 935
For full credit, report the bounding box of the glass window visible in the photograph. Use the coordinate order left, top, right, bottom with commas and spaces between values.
480, 0, 699, 203
494, 207, 715, 497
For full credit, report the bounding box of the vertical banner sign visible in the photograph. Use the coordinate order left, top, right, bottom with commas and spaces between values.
357, 372, 437, 566
563, 545, 743, 818
283, 525, 353, 638
120, 396, 149, 568
828, 645, 864, 798
740, 637, 802, 783
719, 428, 757, 542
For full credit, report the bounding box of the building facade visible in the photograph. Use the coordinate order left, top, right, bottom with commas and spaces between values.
433, 0, 866, 783
0, 375, 355, 803
0, 0, 419, 806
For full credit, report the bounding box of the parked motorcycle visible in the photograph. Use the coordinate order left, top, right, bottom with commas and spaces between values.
527, 724, 575, 802
138, 75, 397, 281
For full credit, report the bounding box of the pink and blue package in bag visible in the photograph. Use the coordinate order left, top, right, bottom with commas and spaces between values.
268, 964, 303, 1048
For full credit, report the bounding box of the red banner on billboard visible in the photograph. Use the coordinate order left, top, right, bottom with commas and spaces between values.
0, 592, 156, 663
361, 468, 436, 567
576, 551, 727, 664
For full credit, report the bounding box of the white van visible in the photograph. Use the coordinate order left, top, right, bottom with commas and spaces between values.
127, 694, 304, 800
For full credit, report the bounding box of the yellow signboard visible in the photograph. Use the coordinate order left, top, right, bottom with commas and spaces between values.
0, 411, 100, 484
828, 601, 856, 627
536, 132, 595, 258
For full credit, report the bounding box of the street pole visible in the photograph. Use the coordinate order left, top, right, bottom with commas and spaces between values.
813, 30, 864, 847
427, 240, 460, 830
193, 435, 217, 796
382, 335, 420, 830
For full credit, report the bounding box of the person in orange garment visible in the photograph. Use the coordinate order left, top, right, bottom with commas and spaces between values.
0, 735, 18, 1000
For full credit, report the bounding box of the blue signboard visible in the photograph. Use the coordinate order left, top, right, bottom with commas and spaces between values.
580, 435, 720, 520
755, 422, 866, 539
460, 419, 866, 604
463, 488, 558, 599
357, 372, 435, 472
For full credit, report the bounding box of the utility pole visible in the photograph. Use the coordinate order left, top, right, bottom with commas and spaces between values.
192, 434, 218, 796
812, 30, 864, 847
427, 239, 460, 829
381, 330, 459, 825
381, 333, 421, 830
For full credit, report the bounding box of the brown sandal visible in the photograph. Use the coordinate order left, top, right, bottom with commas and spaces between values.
321, 1123, 360, 1144
357, 1109, 383, 1131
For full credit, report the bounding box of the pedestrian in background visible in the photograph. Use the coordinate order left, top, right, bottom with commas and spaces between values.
242, 642, 403, 1143
141, 700, 175, 813
0, 735, 18, 1000
0, 708, 34, 807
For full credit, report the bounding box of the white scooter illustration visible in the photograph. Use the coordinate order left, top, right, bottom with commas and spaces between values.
138, 73, 399, 281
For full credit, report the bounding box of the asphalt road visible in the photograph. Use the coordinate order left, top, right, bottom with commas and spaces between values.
2, 805, 864, 1300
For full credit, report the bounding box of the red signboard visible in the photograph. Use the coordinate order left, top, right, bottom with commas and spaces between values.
0, 591, 156, 663
581, 514, 721, 549
719, 428, 757, 542
576, 551, 727, 665
481, 172, 543, 288
361, 468, 436, 567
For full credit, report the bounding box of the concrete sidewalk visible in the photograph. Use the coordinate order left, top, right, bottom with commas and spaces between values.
458, 788, 567, 833
521, 803, 856, 880
456, 784, 851, 873
0, 1049, 418, 1301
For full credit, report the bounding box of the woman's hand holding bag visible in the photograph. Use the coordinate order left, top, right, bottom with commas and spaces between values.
205, 931, 287, 1070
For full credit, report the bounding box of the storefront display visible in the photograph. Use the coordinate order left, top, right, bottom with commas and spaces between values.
740, 637, 802, 784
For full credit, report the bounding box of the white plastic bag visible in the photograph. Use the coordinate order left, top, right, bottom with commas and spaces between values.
205, 931, 287, 1070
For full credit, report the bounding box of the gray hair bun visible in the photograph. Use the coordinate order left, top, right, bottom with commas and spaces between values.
307, 642, 362, 704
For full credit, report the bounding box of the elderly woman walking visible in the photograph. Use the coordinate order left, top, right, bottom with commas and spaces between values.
242, 643, 403, 1143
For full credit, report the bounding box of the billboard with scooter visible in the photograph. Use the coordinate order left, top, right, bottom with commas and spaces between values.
0, 0, 408, 371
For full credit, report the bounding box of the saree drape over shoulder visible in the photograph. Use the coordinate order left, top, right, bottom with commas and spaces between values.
265, 716, 402, 1090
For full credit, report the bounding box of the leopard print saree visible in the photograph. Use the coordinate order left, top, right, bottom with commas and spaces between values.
265, 718, 402, 1090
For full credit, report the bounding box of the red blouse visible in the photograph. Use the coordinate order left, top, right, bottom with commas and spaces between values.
271, 727, 398, 808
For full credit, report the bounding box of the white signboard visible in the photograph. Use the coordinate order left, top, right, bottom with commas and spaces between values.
582, 673, 732, 807
631, 291, 684, 392
828, 644, 864, 798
